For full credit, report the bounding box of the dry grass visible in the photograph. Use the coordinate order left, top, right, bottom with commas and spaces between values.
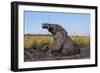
71, 36, 90, 47
24, 34, 90, 49
24, 35, 54, 48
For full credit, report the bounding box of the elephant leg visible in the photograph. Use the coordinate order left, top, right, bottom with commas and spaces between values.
61, 44, 80, 55
48, 39, 64, 56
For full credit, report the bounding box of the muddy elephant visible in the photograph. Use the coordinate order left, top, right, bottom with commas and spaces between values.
42, 23, 80, 56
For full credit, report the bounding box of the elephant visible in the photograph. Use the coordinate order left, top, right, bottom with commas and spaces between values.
42, 23, 80, 56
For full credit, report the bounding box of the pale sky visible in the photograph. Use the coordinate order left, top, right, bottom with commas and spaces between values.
24, 11, 90, 36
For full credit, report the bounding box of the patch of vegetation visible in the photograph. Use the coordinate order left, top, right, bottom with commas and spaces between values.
24, 34, 90, 49
71, 36, 90, 47
24, 35, 54, 49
